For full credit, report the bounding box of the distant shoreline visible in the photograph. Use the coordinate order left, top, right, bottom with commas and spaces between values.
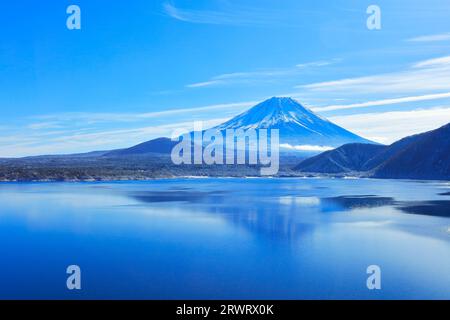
0, 175, 448, 183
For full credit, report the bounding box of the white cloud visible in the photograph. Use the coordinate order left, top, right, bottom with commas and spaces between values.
330, 107, 450, 144
162, 2, 285, 26
313, 92, 450, 112
187, 70, 286, 88
34, 101, 255, 124
296, 58, 342, 68
298, 55, 450, 95
27, 122, 63, 130
0, 99, 261, 157
280, 144, 334, 152
187, 59, 341, 89
412, 56, 450, 68
406, 33, 450, 42
0, 118, 230, 158
186, 80, 224, 88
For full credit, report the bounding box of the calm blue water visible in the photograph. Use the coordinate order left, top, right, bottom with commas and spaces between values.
0, 178, 449, 299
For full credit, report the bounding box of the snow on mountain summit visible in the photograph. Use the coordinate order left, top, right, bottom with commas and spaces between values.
216, 97, 327, 130
214, 97, 374, 147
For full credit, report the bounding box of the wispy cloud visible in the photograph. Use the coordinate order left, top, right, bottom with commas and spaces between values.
187, 69, 288, 88
280, 144, 334, 152
163, 2, 287, 26
330, 107, 450, 144
162, 1, 337, 27
27, 122, 63, 130
33, 101, 255, 124
0, 100, 260, 157
313, 92, 450, 112
296, 58, 342, 68
187, 59, 341, 89
412, 55, 450, 68
0, 118, 230, 158
406, 33, 450, 42
186, 80, 224, 88
298, 55, 450, 95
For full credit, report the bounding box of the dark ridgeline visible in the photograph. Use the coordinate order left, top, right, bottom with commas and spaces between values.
295, 123, 450, 180
106, 137, 177, 156
294, 143, 385, 174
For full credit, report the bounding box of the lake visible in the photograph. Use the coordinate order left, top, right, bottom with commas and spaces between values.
0, 178, 449, 299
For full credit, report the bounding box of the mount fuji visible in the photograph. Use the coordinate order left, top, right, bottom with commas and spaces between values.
109, 97, 374, 156
213, 97, 373, 148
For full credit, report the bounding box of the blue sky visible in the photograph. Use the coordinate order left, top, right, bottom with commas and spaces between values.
1, 0, 450, 156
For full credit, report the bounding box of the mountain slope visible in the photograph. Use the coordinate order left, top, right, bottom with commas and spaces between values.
105, 138, 177, 156
295, 123, 450, 180
214, 97, 373, 147
373, 123, 450, 179
295, 144, 386, 173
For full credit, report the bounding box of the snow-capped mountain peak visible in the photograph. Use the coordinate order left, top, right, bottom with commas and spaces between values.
216, 97, 322, 129
214, 97, 373, 147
